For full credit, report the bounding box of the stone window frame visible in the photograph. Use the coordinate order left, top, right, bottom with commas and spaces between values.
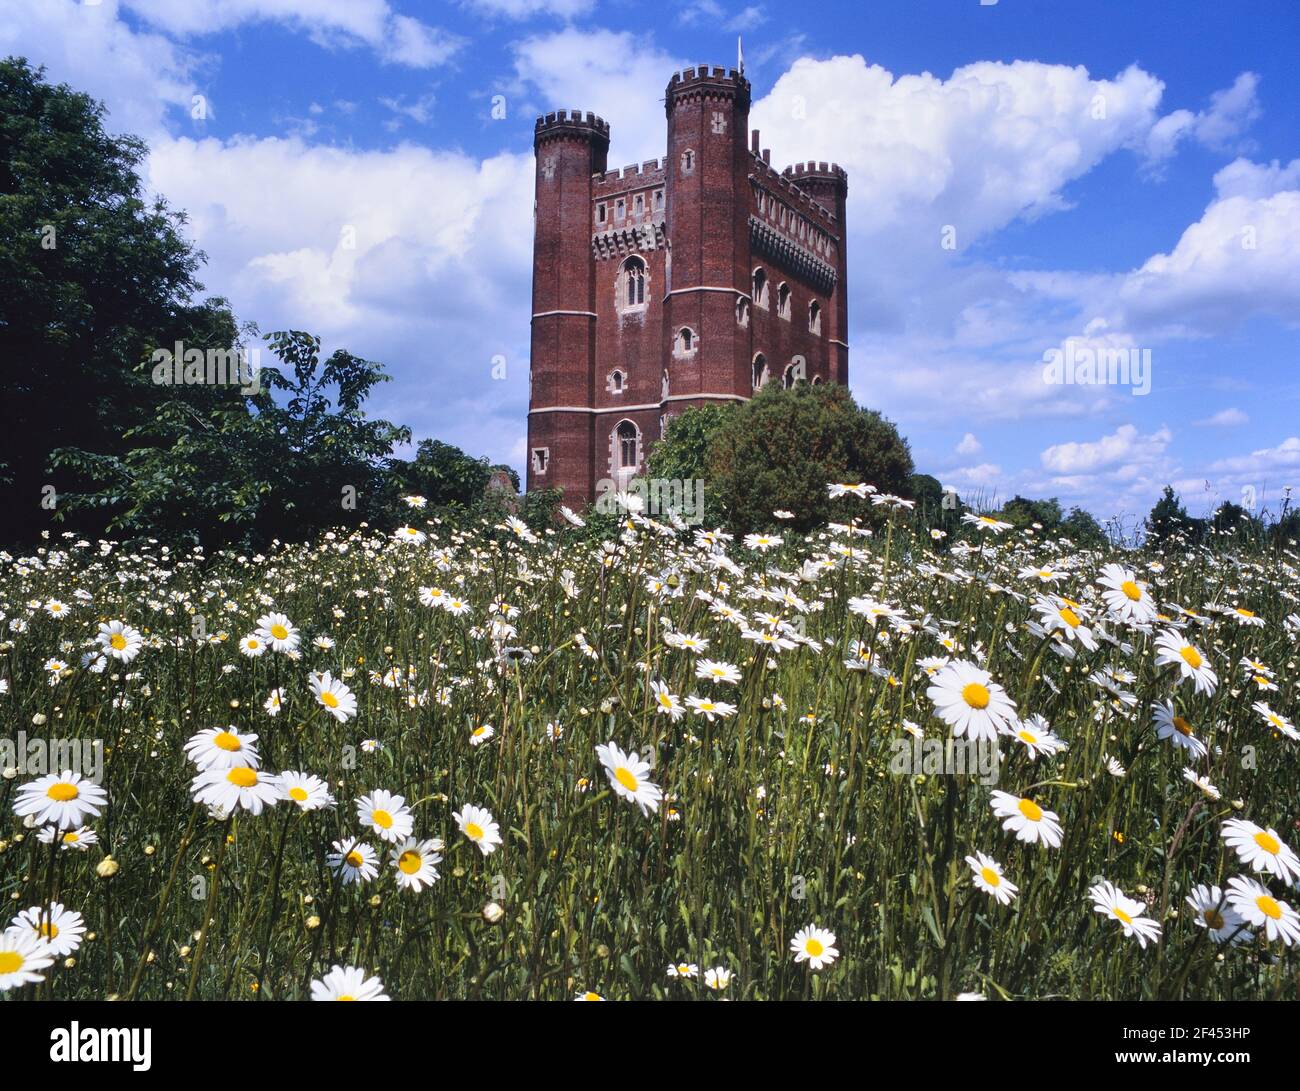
808, 299, 822, 335
608, 368, 627, 394
612, 418, 642, 477
783, 355, 806, 388
674, 326, 699, 357
777, 282, 792, 321
531, 447, 550, 474
618, 255, 648, 313
752, 352, 768, 391
752, 267, 769, 310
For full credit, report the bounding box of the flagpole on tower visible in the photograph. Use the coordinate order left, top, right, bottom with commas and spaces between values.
738, 36, 744, 75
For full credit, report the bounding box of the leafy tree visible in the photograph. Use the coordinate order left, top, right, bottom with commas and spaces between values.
52, 330, 411, 547
1145, 485, 1192, 545
1060, 506, 1108, 548
998, 495, 1064, 531
0, 57, 239, 542
706, 382, 914, 533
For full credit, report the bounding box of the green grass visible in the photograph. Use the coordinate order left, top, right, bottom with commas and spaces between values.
1, 506, 1298, 1000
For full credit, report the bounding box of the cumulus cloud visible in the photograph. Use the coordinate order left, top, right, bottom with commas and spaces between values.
955, 433, 982, 456
1041, 424, 1172, 475
1195, 408, 1248, 427
120, 0, 464, 67
1208, 437, 1300, 475
1144, 72, 1260, 165
461, 0, 596, 17
146, 134, 537, 464
509, 29, 684, 165
0, 0, 201, 137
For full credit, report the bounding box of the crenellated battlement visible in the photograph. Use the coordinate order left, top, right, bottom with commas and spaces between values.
750, 156, 840, 227
784, 161, 849, 183
593, 159, 666, 188
534, 109, 611, 144
665, 64, 751, 113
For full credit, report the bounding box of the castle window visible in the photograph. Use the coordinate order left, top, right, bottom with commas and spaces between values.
616, 420, 639, 470
531, 448, 550, 474
752, 353, 768, 391
609, 369, 626, 394
635, 194, 644, 215
752, 268, 768, 310
783, 356, 806, 389
654, 189, 664, 210
620, 256, 646, 310
777, 282, 791, 320
596, 203, 606, 225
661, 368, 670, 399
736, 297, 750, 327
616, 198, 625, 220
681, 149, 695, 175
808, 300, 822, 335
675, 327, 696, 355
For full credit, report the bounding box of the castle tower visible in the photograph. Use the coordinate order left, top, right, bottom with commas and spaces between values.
525, 66, 849, 508
782, 163, 849, 384
527, 110, 609, 500
661, 65, 753, 413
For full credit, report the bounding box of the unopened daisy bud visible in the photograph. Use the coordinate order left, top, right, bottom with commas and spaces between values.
305, 915, 321, 930
368, 894, 381, 908
229, 699, 239, 708
179, 945, 192, 957
483, 902, 504, 923
1232, 799, 1245, 810
32, 713, 47, 726
144, 844, 155, 856
96, 855, 119, 878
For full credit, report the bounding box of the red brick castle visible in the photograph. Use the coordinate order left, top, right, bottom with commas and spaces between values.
526, 63, 849, 503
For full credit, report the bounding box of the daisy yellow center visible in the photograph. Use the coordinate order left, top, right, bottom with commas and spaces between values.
336, 994, 355, 1001
1114, 908, 1134, 925
39, 922, 59, 939
962, 683, 991, 710
464, 822, 484, 841
247, 639, 259, 648
289, 787, 308, 802
1017, 730, 1038, 744
1204, 909, 1226, 930
0, 952, 23, 973
614, 767, 639, 792
1268, 714, 1284, 728
1257, 896, 1282, 920
1180, 645, 1203, 669
371, 809, 393, 829
1018, 798, 1043, 822
320, 691, 339, 709
47, 782, 79, 801
1254, 831, 1281, 855
227, 767, 257, 787
62, 832, 79, 844
398, 850, 422, 874
1120, 580, 1142, 601
980, 867, 1000, 887
270, 624, 289, 640
1235, 608, 1254, 617
1059, 607, 1081, 628
110, 633, 127, 650
658, 693, 673, 707
1173, 716, 1193, 736
345, 850, 363, 867
805, 938, 824, 957
214, 731, 242, 751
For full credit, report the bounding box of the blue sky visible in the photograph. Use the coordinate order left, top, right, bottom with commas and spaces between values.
4, 0, 1299, 523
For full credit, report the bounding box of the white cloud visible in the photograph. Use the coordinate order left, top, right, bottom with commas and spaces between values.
509, 30, 685, 164
1041, 424, 1172, 475
121, 0, 463, 67
947, 463, 1001, 487
0, 0, 201, 137
461, 0, 596, 17
1144, 72, 1260, 165
145, 134, 537, 465
1208, 436, 1300, 475
1195, 408, 1248, 427
955, 433, 982, 455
